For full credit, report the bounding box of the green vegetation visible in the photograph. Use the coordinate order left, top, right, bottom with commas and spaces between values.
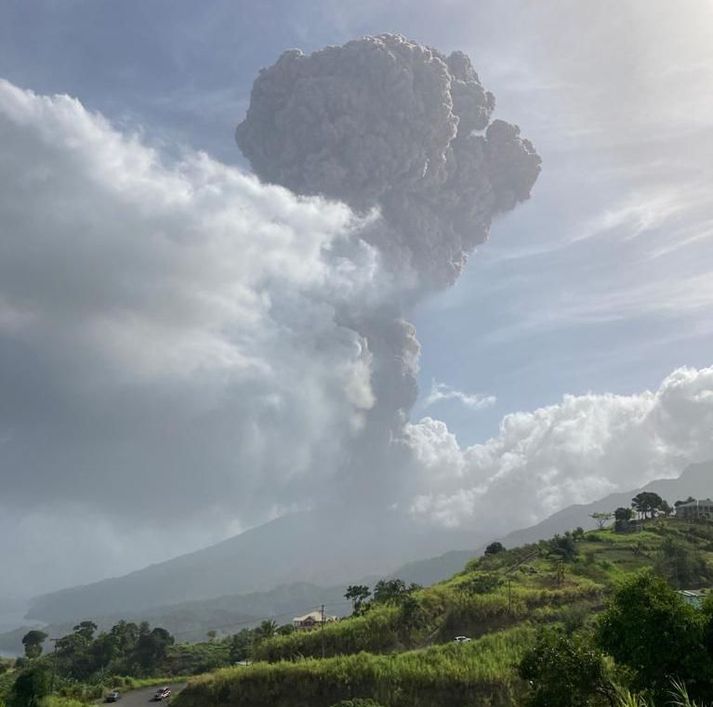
172, 507, 713, 707
5, 495, 713, 707
597, 571, 713, 699
176, 627, 534, 707
6, 664, 51, 707
0, 620, 188, 707
518, 627, 614, 706
20, 632, 47, 661
45, 619, 175, 681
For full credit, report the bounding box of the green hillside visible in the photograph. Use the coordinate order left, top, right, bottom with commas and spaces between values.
174, 516, 713, 707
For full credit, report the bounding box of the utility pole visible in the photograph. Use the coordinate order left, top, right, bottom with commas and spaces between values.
320, 604, 326, 659
49, 638, 60, 695
555, 561, 565, 587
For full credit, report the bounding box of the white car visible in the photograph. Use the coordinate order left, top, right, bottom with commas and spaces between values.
453, 635, 472, 643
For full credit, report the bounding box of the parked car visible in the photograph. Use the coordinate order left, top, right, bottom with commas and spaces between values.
453, 635, 471, 643
105, 691, 121, 702
151, 687, 172, 701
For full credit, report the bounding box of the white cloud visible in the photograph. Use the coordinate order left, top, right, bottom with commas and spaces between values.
0, 79, 387, 595
422, 380, 496, 411
406, 365, 713, 533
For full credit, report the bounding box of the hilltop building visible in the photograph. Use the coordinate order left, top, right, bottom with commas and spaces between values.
676, 499, 713, 521
292, 611, 337, 631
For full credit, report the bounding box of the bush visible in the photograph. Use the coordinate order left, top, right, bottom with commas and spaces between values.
7, 666, 51, 707
460, 574, 503, 595
597, 570, 713, 699
485, 542, 505, 556
655, 537, 713, 588
519, 627, 612, 706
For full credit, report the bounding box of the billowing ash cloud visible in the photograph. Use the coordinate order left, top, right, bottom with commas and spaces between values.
235, 35, 541, 509
0, 32, 544, 596
237, 34, 541, 287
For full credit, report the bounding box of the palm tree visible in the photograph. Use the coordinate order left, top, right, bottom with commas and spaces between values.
255, 619, 278, 642
615, 681, 710, 707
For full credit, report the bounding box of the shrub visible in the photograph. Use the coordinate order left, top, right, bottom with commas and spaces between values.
460, 574, 503, 595
597, 570, 713, 699
519, 627, 612, 706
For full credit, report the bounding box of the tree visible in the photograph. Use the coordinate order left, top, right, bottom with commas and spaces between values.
55, 627, 96, 680
277, 623, 295, 636
206, 630, 217, 641
614, 507, 633, 521
110, 620, 139, 657
133, 627, 175, 674
90, 631, 120, 670
396, 594, 426, 645
597, 569, 713, 698
345, 585, 371, 615
661, 500, 674, 518
372, 579, 420, 606
484, 542, 505, 556
614, 507, 634, 533
228, 629, 252, 663
254, 620, 278, 642
519, 627, 612, 706
547, 533, 578, 562
7, 665, 51, 707
21, 630, 47, 660
590, 512, 613, 530
631, 492, 665, 520
72, 620, 97, 642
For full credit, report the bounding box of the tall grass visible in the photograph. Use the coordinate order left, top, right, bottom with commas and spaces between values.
253, 608, 401, 662
254, 577, 602, 663
615, 681, 712, 707
40, 697, 89, 707
176, 627, 534, 707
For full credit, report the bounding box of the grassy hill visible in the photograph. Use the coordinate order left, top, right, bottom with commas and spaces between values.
174, 517, 713, 707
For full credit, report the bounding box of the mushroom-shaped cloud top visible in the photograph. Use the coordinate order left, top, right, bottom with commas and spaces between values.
237, 34, 540, 287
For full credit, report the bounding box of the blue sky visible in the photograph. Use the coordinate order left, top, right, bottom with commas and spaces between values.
2, 0, 713, 598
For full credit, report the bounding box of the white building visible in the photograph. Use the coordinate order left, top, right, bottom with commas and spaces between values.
292, 610, 337, 631
676, 499, 713, 521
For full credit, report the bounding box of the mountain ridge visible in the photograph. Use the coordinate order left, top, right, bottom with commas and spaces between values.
26, 507, 477, 623
25, 461, 713, 626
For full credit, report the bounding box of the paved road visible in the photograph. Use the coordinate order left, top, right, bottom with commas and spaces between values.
99, 683, 186, 707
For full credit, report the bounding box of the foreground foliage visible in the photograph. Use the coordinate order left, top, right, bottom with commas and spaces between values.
173, 517, 713, 707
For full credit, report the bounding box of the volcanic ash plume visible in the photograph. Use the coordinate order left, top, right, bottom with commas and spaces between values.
236, 35, 541, 512
237, 34, 541, 287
